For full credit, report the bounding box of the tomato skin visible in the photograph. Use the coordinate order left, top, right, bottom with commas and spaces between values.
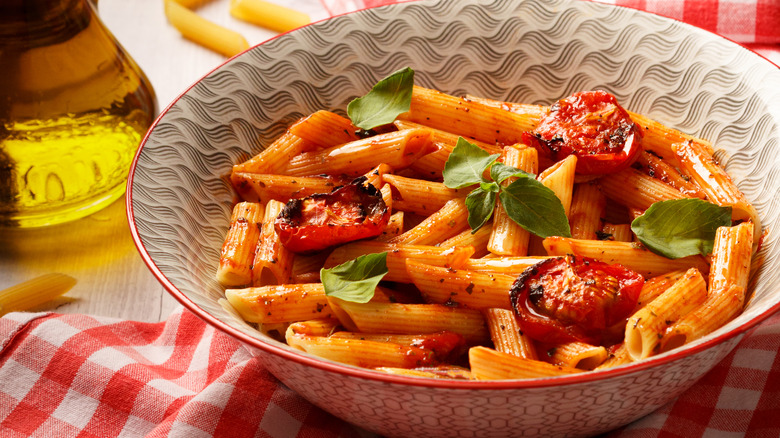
509, 255, 644, 345
274, 177, 389, 253
526, 90, 643, 175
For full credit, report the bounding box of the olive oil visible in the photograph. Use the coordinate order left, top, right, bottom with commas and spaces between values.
0, 0, 156, 227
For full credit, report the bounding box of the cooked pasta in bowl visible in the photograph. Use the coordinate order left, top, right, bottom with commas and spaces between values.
127, 0, 780, 436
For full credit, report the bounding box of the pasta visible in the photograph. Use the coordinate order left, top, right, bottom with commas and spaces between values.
215, 80, 760, 380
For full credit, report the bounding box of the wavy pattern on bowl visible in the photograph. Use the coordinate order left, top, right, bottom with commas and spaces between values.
129, 0, 780, 436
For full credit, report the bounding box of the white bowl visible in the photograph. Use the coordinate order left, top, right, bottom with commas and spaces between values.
128, 0, 780, 436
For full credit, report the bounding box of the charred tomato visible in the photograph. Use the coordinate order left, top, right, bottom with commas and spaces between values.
509, 255, 644, 345
526, 90, 643, 175
275, 176, 389, 253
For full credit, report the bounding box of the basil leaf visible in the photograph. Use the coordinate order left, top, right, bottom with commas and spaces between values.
491, 162, 534, 184
347, 67, 415, 130
443, 137, 500, 188
320, 252, 388, 303
465, 187, 497, 232
499, 176, 571, 238
631, 199, 732, 259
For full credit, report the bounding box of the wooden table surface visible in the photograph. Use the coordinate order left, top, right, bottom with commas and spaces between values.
0, 0, 327, 322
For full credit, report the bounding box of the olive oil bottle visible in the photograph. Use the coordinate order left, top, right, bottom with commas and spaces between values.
0, 0, 156, 227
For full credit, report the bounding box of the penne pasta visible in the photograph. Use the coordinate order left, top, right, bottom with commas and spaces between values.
483, 308, 538, 360
252, 200, 294, 286
624, 268, 708, 360
216, 202, 265, 286
406, 260, 516, 309
599, 167, 688, 211
488, 146, 537, 256
469, 347, 582, 380
226, 283, 332, 324
164, 0, 249, 57
229, 0, 311, 33
388, 198, 470, 245
569, 182, 607, 240
547, 342, 608, 370
382, 174, 467, 215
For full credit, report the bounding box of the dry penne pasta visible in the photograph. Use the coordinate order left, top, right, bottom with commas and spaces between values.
229, 0, 310, 33
164, 0, 249, 57
0, 273, 77, 316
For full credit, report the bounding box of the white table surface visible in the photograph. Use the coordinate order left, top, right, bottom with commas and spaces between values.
0, 0, 329, 322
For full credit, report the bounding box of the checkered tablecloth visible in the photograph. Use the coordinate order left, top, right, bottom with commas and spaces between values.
2, 0, 779, 436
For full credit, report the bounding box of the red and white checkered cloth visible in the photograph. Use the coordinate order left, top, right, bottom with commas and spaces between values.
2, 1, 779, 436
2, 307, 780, 437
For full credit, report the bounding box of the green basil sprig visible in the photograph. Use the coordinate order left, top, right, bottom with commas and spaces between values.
320, 252, 388, 303
443, 138, 571, 238
347, 67, 414, 131
631, 198, 732, 259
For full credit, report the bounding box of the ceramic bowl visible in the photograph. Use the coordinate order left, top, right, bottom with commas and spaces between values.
127, 0, 780, 436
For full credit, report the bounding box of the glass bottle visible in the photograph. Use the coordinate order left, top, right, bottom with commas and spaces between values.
0, 0, 157, 227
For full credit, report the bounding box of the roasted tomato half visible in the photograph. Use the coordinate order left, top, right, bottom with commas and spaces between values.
509, 255, 644, 345
525, 90, 643, 175
274, 176, 389, 253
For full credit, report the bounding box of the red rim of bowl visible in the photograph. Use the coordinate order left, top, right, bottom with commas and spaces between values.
126, 0, 780, 390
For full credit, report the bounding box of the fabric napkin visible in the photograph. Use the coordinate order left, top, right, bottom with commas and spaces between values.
2, 0, 779, 437
2, 307, 780, 437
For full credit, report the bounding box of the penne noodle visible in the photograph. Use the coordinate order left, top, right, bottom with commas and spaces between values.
375, 367, 473, 379
406, 260, 516, 310
483, 308, 538, 360
0, 273, 77, 316
287, 110, 360, 148
599, 167, 688, 211
660, 222, 754, 351
636, 269, 688, 309
460, 256, 551, 277
226, 283, 332, 324
286, 319, 341, 337
547, 342, 608, 370
216, 202, 265, 286
397, 86, 536, 145
231, 172, 338, 205
569, 182, 607, 240
382, 174, 467, 215
600, 223, 633, 242
439, 225, 493, 258
469, 347, 582, 380
489, 146, 537, 256
287, 334, 442, 369
543, 236, 710, 278
324, 240, 474, 283
252, 200, 294, 286
634, 151, 707, 199
388, 198, 470, 245
595, 344, 633, 370
164, 0, 249, 57
331, 300, 490, 345
624, 268, 708, 360
284, 128, 435, 177
232, 131, 317, 174
229, 0, 311, 33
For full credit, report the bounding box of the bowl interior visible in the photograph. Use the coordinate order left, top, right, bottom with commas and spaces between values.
129, 0, 780, 385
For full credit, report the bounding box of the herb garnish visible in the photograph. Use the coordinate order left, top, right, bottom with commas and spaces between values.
320, 252, 388, 303
347, 67, 415, 131
443, 137, 571, 238
631, 198, 732, 259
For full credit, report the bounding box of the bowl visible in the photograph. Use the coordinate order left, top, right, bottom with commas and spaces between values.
127, 0, 780, 436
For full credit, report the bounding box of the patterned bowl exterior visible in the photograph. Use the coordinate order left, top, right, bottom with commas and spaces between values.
128, 0, 780, 436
